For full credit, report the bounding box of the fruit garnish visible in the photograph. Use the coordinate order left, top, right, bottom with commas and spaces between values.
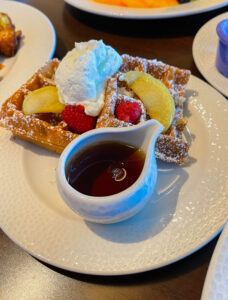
22, 86, 65, 115
115, 101, 141, 124
122, 71, 175, 133
62, 105, 96, 134
92, 0, 179, 8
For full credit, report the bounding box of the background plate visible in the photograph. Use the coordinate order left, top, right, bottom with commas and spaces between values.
192, 12, 228, 97
201, 222, 228, 300
0, 0, 56, 103
0, 76, 227, 275
65, 0, 228, 19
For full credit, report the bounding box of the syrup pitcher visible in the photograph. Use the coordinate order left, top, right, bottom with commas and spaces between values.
56, 119, 164, 224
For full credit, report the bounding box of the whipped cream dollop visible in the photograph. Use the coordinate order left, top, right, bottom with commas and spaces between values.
54, 40, 123, 116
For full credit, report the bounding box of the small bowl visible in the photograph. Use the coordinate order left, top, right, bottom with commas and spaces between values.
56, 119, 163, 224
216, 19, 228, 78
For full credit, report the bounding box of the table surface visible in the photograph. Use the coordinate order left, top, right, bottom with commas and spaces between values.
1, 1, 228, 299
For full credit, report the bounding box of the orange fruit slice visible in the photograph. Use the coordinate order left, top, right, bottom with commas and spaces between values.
22, 86, 65, 115
123, 71, 175, 133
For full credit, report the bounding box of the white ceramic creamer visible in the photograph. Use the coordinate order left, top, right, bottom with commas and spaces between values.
56, 119, 164, 224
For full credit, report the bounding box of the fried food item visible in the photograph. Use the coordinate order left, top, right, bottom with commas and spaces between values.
0, 12, 22, 57
0, 55, 191, 164
97, 55, 191, 164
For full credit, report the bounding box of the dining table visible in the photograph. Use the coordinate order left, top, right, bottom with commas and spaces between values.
0, 0, 228, 299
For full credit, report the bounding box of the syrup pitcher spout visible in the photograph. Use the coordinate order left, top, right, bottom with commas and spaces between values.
127, 119, 164, 154
57, 119, 164, 224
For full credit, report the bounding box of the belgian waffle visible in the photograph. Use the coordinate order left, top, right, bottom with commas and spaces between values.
0, 59, 78, 153
0, 55, 191, 164
97, 54, 191, 165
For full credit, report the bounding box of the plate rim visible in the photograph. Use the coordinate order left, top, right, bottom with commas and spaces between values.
0, 222, 224, 276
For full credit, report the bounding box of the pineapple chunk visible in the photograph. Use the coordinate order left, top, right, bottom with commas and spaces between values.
22, 86, 65, 115
123, 71, 175, 133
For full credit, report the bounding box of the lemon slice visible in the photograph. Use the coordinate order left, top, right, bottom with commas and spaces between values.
22, 86, 65, 115
123, 71, 175, 133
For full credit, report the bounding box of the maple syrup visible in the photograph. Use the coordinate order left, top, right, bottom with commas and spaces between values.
66, 141, 145, 197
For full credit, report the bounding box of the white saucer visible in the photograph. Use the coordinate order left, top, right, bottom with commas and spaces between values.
193, 12, 228, 97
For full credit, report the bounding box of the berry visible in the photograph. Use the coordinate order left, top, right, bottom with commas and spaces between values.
62, 105, 96, 133
115, 101, 141, 124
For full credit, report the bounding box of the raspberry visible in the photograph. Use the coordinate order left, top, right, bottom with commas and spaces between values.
62, 105, 96, 134
115, 101, 141, 124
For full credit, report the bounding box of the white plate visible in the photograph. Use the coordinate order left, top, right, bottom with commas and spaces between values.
193, 12, 228, 97
0, 75, 227, 275
65, 0, 228, 19
201, 222, 228, 300
0, 0, 56, 103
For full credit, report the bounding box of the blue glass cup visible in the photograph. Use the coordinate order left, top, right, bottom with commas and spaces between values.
216, 19, 228, 78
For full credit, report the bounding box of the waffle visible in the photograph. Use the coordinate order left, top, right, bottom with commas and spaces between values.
0, 55, 191, 164
0, 59, 78, 153
97, 54, 191, 164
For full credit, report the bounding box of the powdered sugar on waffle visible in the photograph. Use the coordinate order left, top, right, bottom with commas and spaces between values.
120, 54, 190, 104
97, 54, 191, 164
